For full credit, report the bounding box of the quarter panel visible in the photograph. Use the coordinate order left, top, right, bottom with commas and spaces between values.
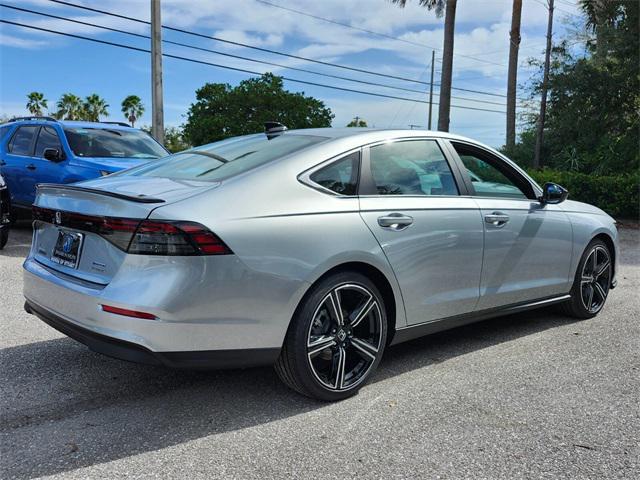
149, 174, 407, 338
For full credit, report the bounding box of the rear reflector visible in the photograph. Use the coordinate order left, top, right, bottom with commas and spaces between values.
32, 206, 233, 256
101, 304, 157, 320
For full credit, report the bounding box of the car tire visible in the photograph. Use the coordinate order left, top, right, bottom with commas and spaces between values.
559, 239, 612, 319
275, 271, 387, 401
0, 228, 7, 250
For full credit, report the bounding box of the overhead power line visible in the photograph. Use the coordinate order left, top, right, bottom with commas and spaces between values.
45, 0, 516, 100
0, 19, 509, 115
1, 3, 519, 108
253, 0, 508, 68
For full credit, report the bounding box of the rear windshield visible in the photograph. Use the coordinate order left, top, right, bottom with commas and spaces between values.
63, 127, 167, 159
121, 134, 328, 182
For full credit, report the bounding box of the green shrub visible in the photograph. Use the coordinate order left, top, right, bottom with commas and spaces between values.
526, 169, 639, 219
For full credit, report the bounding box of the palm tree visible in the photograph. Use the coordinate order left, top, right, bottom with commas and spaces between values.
121, 95, 145, 127
347, 117, 368, 127
392, 0, 456, 132
56, 93, 84, 120
579, 0, 621, 60
84, 94, 109, 122
506, 0, 522, 150
26, 92, 48, 116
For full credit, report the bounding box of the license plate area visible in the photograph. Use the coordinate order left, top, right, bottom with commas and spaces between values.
51, 230, 84, 269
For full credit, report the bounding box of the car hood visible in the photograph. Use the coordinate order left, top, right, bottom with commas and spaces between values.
561, 199, 611, 218
68, 156, 161, 171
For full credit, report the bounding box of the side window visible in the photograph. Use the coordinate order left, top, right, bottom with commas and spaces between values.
35, 126, 63, 158
0, 125, 12, 141
310, 151, 359, 195
452, 143, 529, 199
369, 139, 458, 196
8, 126, 38, 156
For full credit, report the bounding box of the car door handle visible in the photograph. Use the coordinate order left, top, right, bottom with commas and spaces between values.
26, 164, 36, 171
484, 212, 510, 227
377, 213, 414, 231
0, 161, 6, 166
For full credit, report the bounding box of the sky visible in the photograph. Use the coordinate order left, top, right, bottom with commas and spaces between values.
0, 0, 584, 148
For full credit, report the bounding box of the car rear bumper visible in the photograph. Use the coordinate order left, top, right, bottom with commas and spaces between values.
22, 256, 291, 368
24, 299, 280, 369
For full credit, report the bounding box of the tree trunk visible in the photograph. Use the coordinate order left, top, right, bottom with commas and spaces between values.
533, 0, 554, 170
506, 0, 522, 150
437, 0, 457, 132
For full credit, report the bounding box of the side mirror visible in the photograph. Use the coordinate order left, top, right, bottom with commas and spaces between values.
540, 182, 568, 204
43, 148, 63, 162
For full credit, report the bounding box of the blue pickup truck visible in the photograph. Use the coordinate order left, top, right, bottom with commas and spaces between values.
0, 116, 168, 219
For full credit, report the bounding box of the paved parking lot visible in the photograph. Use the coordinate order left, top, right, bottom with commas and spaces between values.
1, 224, 638, 479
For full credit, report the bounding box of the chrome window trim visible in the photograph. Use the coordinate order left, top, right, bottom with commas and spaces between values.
298, 147, 362, 197
361, 136, 465, 198
446, 138, 543, 199
298, 135, 537, 200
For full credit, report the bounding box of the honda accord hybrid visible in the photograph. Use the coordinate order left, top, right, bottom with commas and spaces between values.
23, 126, 618, 401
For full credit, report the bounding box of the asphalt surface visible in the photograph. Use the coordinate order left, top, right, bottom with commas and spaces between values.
1, 224, 638, 479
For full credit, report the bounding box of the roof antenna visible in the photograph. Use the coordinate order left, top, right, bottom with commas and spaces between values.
264, 121, 287, 140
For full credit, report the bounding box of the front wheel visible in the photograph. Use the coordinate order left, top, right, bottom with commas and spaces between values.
275, 271, 387, 401
560, 239, 612, 319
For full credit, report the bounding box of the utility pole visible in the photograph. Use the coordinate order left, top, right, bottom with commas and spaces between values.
533, 0, 554, 169
506, 0, 522, 150
437, 0, 457, 132
428, 50, 435, 130
151, 0, 164, 145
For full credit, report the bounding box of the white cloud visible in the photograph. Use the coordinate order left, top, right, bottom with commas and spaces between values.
0, 33, 48, 49
2, 0, 582, 146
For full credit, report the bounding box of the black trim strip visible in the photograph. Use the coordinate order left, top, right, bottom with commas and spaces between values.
390, 294, 571, 345
36, 184, 165, 203
24, 300, 280, 369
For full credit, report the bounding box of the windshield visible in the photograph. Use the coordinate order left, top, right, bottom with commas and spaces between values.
121, 133, 328, 182
63, 128, 167, 159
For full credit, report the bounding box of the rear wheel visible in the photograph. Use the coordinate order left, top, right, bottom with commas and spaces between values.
275, 271, 387, 401
560, 239, 612, 319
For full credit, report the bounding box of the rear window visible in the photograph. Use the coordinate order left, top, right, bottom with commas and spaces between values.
122, 134, 328, 182
8, 125, 38, 156
63, 127, 167, 159
0, 125, 13, 141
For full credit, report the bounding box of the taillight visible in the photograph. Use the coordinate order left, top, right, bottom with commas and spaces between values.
32, 207, 232, 256
128, 220, 233, 256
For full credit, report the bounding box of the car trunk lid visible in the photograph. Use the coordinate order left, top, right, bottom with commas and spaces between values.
31, 176, 219, 285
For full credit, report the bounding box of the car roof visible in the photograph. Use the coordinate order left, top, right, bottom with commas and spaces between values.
1, 119, 136, 130
285, 127, 496, 151
60, 121, 135, 130
287, 127, 477, 142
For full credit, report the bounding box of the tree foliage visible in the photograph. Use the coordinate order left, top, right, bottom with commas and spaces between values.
508, 0, 638, 175
121, 95, 145, 127
183, 73, 334, 146
390, 0, 445, 17
347, 117, 368, 127
83, 94, 109, 122
26, 92, 47, 116
55, 93, 84, 120
141, 125, 191, 153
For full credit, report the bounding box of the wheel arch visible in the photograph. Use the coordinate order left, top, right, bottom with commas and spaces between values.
295, 261, 400, 345
592, 232, 616, 284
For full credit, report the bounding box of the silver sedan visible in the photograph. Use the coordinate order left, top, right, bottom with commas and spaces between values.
23, 127, 618, 401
